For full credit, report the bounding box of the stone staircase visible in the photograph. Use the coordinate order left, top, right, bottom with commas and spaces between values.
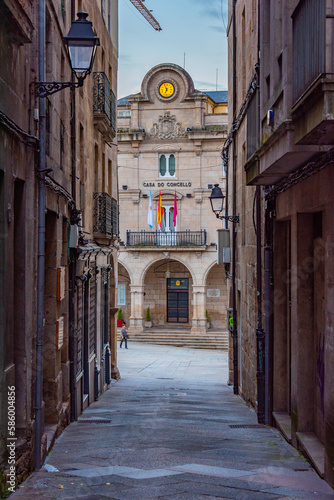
124, 327, 229, 350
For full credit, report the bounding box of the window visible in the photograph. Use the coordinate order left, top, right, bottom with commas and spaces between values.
160, 205, 176, 232
117, 110, 131, 117
118, 284, 126, 305
159, 154, 175, 177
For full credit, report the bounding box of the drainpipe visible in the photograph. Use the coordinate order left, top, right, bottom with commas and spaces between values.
69, 0, 78, 421
256, 186, 265, 423
35, 0, 46, 470
231, 0, 238, 395
264, 195, 274, 425
255, 0, 265, 423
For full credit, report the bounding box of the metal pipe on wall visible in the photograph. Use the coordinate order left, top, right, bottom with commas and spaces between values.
35, 0, 46, 470
69, 0, 78, 422
255, 0, 266, 424
231, 0, 238, 395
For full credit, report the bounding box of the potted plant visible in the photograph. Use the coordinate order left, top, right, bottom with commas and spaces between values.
206, 309, 211, 329
117, 309, 123, 327
145, 307, 152, 328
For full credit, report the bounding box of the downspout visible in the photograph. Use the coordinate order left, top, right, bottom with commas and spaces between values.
69, 0, 78, 421
256, 186, 265, 422
231, 0, 238, 395
256, 0, 265, 423
264, 195, 274, 425
35, 0, 46, 470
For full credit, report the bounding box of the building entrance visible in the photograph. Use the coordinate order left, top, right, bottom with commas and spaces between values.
167, 278, 189, 323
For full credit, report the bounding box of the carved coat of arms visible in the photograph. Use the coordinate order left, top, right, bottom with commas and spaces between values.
148, 111, 185, 139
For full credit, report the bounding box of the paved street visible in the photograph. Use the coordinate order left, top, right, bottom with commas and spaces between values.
13, 343, 334, 499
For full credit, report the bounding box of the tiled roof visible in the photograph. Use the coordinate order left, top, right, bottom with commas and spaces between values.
117, 96, 132, 106
203, 90, 228, 103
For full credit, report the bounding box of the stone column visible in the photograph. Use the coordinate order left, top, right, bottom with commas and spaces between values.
128, 284, 144, 333
191, 285, 207, 334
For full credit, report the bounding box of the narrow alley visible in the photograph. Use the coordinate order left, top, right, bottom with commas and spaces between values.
12, 343, 333, 499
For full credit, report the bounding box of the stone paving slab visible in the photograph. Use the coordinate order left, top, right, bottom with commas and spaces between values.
11, 342, 334, 499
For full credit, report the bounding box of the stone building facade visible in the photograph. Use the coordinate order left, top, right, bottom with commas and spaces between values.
117, 64, 228, 334
0, 0, 119, 491
227, 0, 334, 487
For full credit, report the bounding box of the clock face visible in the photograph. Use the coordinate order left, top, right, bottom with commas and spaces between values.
159, 82, 175, 98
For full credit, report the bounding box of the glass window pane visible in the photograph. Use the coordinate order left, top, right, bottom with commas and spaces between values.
169, 154, 175, 176
69, 44, 93, 72
159, 155, 166, 176
170, 207, 175, 231
118, 284, 126, 305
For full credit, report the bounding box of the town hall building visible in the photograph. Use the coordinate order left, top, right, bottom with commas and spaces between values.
117, 63, 228, 336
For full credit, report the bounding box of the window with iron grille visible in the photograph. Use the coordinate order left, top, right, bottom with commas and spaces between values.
246, 88, 259, 160
292, 0, 325, 102
93, 193, 119, 238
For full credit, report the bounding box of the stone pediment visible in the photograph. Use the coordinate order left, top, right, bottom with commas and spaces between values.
148, 111, 185, 140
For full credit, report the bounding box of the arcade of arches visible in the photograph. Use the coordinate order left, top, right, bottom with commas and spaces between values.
117, 256, 228, 334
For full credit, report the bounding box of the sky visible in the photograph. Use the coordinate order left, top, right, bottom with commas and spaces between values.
117, 0, 229, 99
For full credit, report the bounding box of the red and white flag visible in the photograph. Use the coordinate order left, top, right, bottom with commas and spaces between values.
173, 190, 177, 227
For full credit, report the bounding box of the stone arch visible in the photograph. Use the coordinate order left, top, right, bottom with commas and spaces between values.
140, 63, 195, 101
142, 256, 194, 327
140, 254, 195, 286
117, 262, 132, 325
152, 190, 183, 201
205, 263, 228, 329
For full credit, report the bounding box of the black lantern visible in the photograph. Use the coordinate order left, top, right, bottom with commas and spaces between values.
63, 11, 100, 84
34, 11, 99, 98
209, 184, 239, 223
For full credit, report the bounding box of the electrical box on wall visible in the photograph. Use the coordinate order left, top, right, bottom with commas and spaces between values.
217, 229, 231, 264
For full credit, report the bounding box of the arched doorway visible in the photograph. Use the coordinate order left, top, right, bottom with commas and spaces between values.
205, 263, 228, 329
117, 263, 131, 325
143, 259, 193, 327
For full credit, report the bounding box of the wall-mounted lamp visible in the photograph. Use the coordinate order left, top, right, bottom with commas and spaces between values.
209, 184, 240, 223
34, 12, 100, 98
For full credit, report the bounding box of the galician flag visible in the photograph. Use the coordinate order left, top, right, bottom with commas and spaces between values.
157, 191, 163, 228
147, 191, 153, 228
173, 190, 177, 227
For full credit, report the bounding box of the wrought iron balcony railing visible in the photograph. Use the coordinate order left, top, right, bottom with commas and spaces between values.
126, 230, 207, 247
93, 192, 119, 239
93, 72, 116, 137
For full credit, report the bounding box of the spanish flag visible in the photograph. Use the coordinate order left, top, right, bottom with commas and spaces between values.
157, 191, 163, 228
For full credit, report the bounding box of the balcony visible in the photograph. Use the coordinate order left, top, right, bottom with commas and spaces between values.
93, 72, 116, 141
93, 193, 119, 243
126, 230, 207, 250
291, 0, 334, 145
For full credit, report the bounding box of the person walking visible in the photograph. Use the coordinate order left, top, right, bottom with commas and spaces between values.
120, 321, 128, 349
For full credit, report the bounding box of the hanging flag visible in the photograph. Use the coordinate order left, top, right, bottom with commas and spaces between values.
147, 191, 153, 228
157, 191, 163, 228
173, 190, 177, 227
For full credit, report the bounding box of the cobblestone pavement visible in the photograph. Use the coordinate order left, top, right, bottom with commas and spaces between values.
12, 343, 334, 499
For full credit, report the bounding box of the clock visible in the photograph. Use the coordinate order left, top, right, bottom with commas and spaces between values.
159, 81, 175, 98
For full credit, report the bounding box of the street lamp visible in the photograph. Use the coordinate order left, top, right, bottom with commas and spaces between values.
34, 12, 100, 98
209, 184, 239, 223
